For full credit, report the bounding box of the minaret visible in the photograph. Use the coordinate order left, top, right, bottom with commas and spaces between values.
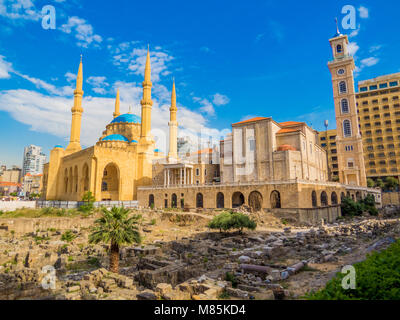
328, 22, 367, 187
66, 56, 84, 153
168, 79, 178, 161
113, 89, 120, 118
140, 46, 153, 141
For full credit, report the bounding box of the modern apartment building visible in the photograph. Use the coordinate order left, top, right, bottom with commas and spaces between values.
318, 129, 339, 181
22, 145, 47, 177
319, 73, 400, 182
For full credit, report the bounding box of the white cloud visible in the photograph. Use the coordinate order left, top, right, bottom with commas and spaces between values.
64, 72, 76, 83
360, 57, 379, 67
348, 42, 360, 57
110, 44, 174, 83
369, 45, 383, 53
358, 6, 369, 19
87, 76, 109, 95
60, 16, 103, 48
193, 97, 215, 116
0, 55, 13, 78
0, 0, 40, 21
213, 93, 230, 106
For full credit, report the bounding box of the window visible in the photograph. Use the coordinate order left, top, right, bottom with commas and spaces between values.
360, 87, 368, 92
196, 168, 200, 176
336, 45, 343, 53
339, 81, 347, 94
341, 99, 349, 113
204, 169, 207, 176
348, 161, 354, 168
343, 120, 352, 137
379, 83, 388, 89
337, 68, 345, 75
369, 85, 378, 91
249, 139, 255, 151
390, 81, 399, 87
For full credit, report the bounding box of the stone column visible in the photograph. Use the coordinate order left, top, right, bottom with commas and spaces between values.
184, 167, 187, 185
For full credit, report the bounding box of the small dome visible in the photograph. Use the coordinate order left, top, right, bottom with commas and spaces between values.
154, 149, 162, 153
102, 134, 129, 142
54, 145, 64, 149
131, 140, 138, 143
111, 113, 140, 124
278, 144, 297, 151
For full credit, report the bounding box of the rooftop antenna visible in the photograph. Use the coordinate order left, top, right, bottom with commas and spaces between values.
335, 17, 342, 36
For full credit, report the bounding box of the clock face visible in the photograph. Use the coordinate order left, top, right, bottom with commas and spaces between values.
337, 69, 346, 75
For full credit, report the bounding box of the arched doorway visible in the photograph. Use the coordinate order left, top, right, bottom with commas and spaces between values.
216, 192, 225, 209
270, 191, 281, 209
331, 192, 338, 205
232, 192, 245, 208
249, 191, 263, 211
341, 192, 346, 202
196, 193, 204, 208
312, 191, 317, 207
82, 163, 89, 196
149, 194, 155, 208
101, 163, 119, 201
356, 191, 362, 201
321, 191, 328, 206
171, 194, 178, 208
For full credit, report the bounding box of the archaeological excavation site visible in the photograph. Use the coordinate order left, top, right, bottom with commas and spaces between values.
1, 203, 400, 301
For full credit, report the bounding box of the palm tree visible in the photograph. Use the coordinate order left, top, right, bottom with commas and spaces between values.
89, 207, 141, 273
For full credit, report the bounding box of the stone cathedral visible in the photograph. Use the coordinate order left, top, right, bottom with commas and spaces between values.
42, 49, 166, 201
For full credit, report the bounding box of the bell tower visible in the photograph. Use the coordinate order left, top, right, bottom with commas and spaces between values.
328, 22, 367, 187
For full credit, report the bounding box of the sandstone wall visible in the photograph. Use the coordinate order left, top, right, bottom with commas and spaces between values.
382, 192, 400, 206
0, 201, 36, 212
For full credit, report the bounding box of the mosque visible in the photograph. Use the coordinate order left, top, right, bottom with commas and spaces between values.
42, 49, 163, 201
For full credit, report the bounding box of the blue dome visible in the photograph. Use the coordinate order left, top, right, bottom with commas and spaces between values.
131, 140, 138, 143
111, 113, 141, 124
54, 145, 63, 149
102, 134, 129, 142
154, 149, 162, 153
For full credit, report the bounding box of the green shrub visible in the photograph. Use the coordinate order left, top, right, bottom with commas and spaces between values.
225, 272, 238, 288
208, 211, 257, 233
61, 230, 76, 242
341, 195, 378, 217
79, 191, 96, 214
307, 239, 400, 300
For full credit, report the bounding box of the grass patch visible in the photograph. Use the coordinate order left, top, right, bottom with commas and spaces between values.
61, 230, 77, 242
0, 207, 90, 219
307, 239, 400, 300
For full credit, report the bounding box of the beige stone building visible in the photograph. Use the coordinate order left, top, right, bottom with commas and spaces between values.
22, 173, 42, 196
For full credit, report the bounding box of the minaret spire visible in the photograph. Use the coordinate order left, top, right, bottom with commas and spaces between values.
66, 57, 84, 153
113, 89, 120, 119
140, 46, 153, 140
168, 79, 178, 161
334, 17, 342, 37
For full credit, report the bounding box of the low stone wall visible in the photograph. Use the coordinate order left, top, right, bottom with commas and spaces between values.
269, 206, 341, 226
37, 200, 138, 209
382, 192, 400, 206
0, 217, 95, 234
0, 201, 36, 212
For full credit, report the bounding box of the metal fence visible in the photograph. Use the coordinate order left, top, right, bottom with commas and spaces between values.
37, 200, 139, 209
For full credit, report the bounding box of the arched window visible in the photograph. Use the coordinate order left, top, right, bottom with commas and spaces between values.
339, 81, 347, 94
343, 120, 352, 137
321, 191, 328, 206
312, 191, 317, 207
270, 191, 281, 209
341, 99, 349, 114
331, 192, 338, 205
336, 44, 343, 53
196, 193, 204, 208
149, 194, 155, 208
216, 192, 225, 209
171, 194, 177, 208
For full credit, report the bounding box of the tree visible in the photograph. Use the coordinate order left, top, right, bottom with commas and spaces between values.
89, 207, 141, 273
375, 179, 384, 189
367, 178, 375, 188
384, 177, 399, 192
79, 191, 96, 213
209, 211, 257, 234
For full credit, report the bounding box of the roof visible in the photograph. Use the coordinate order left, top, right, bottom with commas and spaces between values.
277, 144, 297, 151
277, 128, 300, 134
280, 121, 304, 127
102, 134, 129, 142
110, 113, 141, 124
154, 149, 162, 153
232, 117, 269, 125
191, 148, 213, 155
54, 145, 64, 149
0, 182, 22, 187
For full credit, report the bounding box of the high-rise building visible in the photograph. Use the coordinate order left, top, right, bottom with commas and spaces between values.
319, 73, 400, 182
326, 26, 367, 187
356, 73, 400, 180
22, 145, 47, 177
318, 129, 339, 181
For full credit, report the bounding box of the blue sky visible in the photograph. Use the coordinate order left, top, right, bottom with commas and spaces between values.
1, 0, 399, 167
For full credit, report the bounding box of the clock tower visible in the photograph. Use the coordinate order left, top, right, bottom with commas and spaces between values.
328, 24, 367, 187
